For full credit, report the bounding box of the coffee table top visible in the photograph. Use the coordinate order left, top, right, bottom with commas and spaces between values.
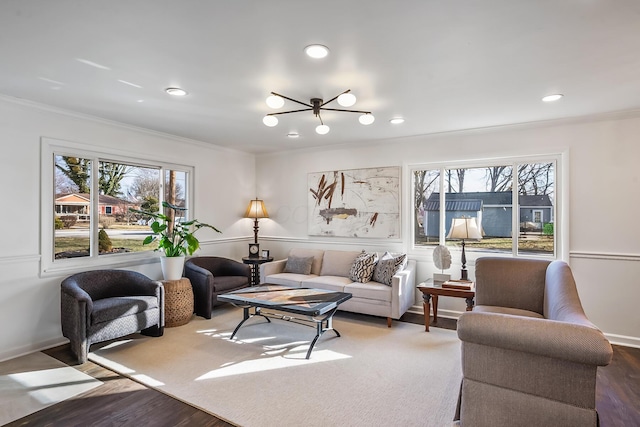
218, 284, 352, 317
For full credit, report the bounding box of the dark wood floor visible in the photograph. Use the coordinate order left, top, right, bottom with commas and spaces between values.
6, 313, 640, 427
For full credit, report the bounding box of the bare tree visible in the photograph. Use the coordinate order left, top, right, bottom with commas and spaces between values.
518, 163, 554, 195
485, 166, 513, 192
55, 156, 90, 193
99, 162, 131, 197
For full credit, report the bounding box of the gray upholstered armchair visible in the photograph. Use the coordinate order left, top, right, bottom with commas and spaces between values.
61, 269, 164, 364
455, 257, 613, 427
184, 256, 250, 319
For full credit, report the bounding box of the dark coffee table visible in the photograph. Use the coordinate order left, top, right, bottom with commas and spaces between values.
218, 284, 352, 359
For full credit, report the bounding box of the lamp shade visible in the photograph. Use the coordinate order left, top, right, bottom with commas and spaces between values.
447, 217, 482, 240
244, 199, 269, 219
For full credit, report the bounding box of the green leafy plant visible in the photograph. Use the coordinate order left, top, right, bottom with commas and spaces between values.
98, 229, 113, 252
129, 201, 221, 257
543, 222, 554, 236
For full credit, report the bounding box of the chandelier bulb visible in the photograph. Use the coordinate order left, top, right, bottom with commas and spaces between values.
266, 95, 285, 109
316, 124, 330, 135
359, 113, 375, 125
263, 115, 278, 127
337, 92, 357, 107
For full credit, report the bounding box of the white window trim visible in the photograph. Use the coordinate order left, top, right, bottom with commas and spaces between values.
40, 137, 194, 277
405, 152, 567, 261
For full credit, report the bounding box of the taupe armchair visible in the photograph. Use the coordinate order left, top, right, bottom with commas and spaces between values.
184, 257, 250, 319
455, 258, 612, 426
61, 269, 164, 364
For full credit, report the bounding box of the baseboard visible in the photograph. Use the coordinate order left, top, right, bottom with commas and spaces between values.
604, 333, 640, 349
0, 337, 68, 363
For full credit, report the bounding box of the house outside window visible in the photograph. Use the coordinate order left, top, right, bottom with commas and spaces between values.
42, 138, 193, 275
412, 157, 558, 258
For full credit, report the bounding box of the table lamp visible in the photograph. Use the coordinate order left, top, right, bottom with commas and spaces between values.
244, 198, 268, 257
446, 217, 482, 280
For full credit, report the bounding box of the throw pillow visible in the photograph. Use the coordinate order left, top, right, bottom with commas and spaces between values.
372, 252, 407, 286
349, 252, 379, 283
283, 256, 315, 275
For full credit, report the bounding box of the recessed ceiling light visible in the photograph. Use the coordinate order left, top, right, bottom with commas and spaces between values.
165, 87, 187, 96
287, 132, 300, 138
390, 117, 405, 124
542, 94, 563, 102
137, 99, 145, 103
304, 44, 329, 59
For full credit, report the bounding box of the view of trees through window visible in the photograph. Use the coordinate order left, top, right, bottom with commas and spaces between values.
54, 154, 187, 260
413, 161, 555, 256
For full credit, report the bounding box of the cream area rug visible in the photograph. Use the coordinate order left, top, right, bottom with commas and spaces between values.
89, 305, 462, 427
0, 352, 102, 425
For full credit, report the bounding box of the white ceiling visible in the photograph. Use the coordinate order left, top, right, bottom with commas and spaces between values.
1, 1, 639, 154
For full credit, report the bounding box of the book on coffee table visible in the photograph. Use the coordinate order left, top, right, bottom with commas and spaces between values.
441, 280, 473, 290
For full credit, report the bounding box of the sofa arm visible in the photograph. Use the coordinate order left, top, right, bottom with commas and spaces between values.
260, 258, 287, 283
390, 259, 416, 319
457, 312, 612, 366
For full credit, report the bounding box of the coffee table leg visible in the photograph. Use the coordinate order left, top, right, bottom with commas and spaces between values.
422, 293, 432, 332
229, 306, 271, 339
306, 308, 340, 359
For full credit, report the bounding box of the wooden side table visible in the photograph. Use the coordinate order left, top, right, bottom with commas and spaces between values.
242, 256, 274, 286
417, 281, 475, 332
162, 278, 194, 327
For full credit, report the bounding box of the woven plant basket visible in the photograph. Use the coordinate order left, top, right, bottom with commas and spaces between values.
163, 278, 194, 327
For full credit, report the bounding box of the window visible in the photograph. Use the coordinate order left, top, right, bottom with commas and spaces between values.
412, 157, 558, 258
42, 138, 193, 275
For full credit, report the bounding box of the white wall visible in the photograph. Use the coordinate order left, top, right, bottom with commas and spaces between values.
256, 111, 640, 348
0, 97, 256, 361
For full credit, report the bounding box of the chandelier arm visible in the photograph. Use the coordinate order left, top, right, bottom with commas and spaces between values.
319, 107, 372, 114
266, 108, 313, 116
270, 92, 312, 108
321, 89, 351, 107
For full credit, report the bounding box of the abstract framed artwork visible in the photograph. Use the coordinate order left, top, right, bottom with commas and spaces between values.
308, 166, 401, 238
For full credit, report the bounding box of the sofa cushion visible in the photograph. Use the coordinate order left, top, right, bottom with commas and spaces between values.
372, 252, 407, 286
320, 250, 362, 277
283, 256, 315, 275
265, 273, 315, 288
302, 275, 353, 292
345, 281, 392, 303
288, 248, 325, 275
349, 252, 378, 283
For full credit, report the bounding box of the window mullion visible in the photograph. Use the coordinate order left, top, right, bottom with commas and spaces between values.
511, 163, 518, 256
90, 157, 100, 257
438, 168, 446, 244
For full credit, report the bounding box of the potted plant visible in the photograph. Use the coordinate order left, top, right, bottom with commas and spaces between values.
130, 202, 221, 280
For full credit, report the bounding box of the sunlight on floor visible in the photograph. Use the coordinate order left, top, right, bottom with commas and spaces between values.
195, 349, 351, 380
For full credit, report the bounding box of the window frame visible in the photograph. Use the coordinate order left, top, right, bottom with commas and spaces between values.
41, 137, 194, 277
407, 153, 565, 260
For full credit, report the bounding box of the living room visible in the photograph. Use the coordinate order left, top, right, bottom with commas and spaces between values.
1, 2, 639, 426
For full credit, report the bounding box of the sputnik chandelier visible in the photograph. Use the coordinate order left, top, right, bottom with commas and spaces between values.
262, 89, 375, 135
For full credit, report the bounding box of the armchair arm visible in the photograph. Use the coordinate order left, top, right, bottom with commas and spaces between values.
260, 258, 287, 283
457, 312, 612, 366
184, 261, 214, 319
390, 259, 416, 319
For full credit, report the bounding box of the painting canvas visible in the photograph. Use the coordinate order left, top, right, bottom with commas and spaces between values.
308, 166, 401, 238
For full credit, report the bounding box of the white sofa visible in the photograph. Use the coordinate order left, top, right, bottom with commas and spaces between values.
259, 248, 416, 327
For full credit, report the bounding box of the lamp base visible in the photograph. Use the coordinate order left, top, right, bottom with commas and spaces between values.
460, 269, 468, 281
